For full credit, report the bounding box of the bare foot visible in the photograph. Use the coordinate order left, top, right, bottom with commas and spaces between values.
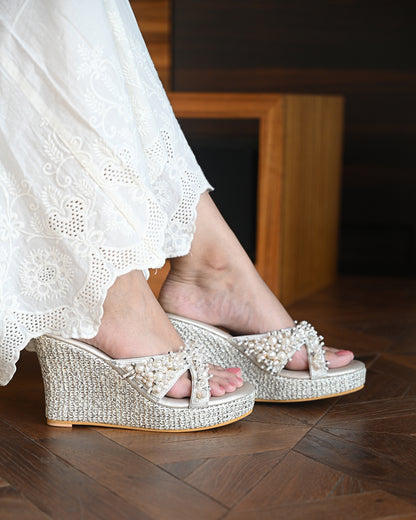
82, 270, 244, 398
159, 193, 354, 371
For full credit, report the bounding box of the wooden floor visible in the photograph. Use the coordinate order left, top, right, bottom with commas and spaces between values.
1, 276, 415, 519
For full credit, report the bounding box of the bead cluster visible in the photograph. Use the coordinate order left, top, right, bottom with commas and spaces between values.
188, 352, 211, 407
116, 346, 210, 407
301, 321, 328, 378
233, 321, 328, 379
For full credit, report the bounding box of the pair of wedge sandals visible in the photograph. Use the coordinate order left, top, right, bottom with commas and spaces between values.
34, 315, 366, 433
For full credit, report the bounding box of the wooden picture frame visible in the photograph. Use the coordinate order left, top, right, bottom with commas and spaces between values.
149, 92, 344, 305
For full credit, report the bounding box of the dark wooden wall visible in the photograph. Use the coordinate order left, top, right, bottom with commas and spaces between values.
172, 0, 416, 276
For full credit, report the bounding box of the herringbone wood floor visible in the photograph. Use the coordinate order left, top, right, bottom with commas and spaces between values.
1, 277, 415, 519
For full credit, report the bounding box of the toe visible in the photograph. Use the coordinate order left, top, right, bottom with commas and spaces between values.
325, 347, 354, 368
285, 345, 355, 371
166, 373, 192, 398
209, 378, 227, 396
285, 347, 308, 370
226, 366, 243, 378
210, 374, 236, 393
210, 366, 243, 389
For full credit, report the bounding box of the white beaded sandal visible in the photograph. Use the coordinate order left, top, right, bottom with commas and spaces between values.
168, 314, 366, 402
34, 335, 255, 432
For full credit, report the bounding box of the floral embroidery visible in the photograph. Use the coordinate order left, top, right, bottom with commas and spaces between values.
0, 212, 24, 241
19, 248, 74, 302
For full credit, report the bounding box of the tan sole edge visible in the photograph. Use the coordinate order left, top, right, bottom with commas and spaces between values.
46, 409, 253, 432
255, 384, 365, 403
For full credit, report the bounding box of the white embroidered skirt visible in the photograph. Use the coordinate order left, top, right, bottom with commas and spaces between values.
0, 0, 210, 385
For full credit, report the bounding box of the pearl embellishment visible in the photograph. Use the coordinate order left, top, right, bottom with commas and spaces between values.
233, 321, 328, 379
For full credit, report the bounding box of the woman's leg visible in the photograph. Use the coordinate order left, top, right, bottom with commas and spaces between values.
159, 192, 354, 370
82, 270, 243, 398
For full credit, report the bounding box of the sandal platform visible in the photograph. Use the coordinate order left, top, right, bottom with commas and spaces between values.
34, 335, 255, 432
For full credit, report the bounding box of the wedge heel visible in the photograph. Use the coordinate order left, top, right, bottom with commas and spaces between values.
34, 335, 255, 432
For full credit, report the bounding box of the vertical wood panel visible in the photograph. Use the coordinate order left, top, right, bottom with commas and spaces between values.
130, 0, 171, 89
280, 95, 344, 302
255, 98, 284, 294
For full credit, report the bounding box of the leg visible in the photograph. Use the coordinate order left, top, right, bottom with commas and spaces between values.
159, 192, 354, 370
82, 270, 244, 397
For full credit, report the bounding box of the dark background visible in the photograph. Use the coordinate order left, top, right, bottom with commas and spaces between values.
172, 0, 416, 275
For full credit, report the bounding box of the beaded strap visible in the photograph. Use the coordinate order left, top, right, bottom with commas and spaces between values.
232, 321, 328, 379
112, 345, 210, 408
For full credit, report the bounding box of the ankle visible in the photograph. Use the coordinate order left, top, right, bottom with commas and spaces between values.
169, 247, 234, 285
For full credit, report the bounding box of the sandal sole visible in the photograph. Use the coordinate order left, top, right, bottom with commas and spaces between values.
255, 384, 365, 403
46, 409, 253, 432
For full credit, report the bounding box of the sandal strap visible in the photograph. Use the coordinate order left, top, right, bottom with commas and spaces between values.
112, 345, 210, 408
232, 321, 328, 379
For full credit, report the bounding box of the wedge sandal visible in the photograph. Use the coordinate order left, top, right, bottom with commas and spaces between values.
34, 335, 255, 432
169, 314, 366, 402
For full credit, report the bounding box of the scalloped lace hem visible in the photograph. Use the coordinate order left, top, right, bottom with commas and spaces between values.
0, 184, 212, 386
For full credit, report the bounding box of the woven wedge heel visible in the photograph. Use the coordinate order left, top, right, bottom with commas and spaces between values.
34, 335, 255, 432
169, 314, 366, 402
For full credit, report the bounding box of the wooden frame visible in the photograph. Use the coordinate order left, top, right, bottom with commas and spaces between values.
150, 92, 344, 305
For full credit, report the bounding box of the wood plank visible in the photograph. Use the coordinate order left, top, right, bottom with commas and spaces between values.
0, 476, 9, 487
38, 427, 226, 520
279, 95, 343, 302
234, 451, 355, 510
0, 390, 226, 520
290, 277, 416, 343
174, 68, 416, 94
318, 396, 416, 426
255, 94, 284, 295
321, 428, 416, 469
130, 0, 171, 89
317, 394, 416, 469
307, 322, 393, 356
0, 420, 150, 520
184, 450, 286, 507
295, 428, 416, 503
331, 474, 381, 496
174, 1, 414, 71
161, 458, 207, 480
98, 418, 309, 465
148, 261, 170, 297
384, 322, 416, 354
226, 490, 416, 520
250, 399, 337, 427
0, 485, 51, 520
371, 354, 416, 387
338, 363, 412, 404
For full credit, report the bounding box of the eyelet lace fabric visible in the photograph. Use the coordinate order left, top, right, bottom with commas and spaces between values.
0, 0, 211, 385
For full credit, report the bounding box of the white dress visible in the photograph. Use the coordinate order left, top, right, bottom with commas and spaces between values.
0, 0, 210, 385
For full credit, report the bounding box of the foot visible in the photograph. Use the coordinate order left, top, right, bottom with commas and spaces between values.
82, 271, 244, 398
159, 267, 353, 370
158, 193, 354, 371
